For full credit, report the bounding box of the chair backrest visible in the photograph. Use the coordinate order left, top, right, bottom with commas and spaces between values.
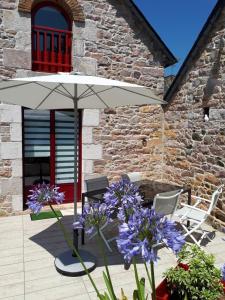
121, 174, 130, 182
85, 176, 109, 202
208, 184, 224, 213
127, 172, 142, 183
152, 189, 183, 217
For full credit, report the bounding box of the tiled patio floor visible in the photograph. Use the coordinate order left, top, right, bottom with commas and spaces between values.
0, 209, 225, 300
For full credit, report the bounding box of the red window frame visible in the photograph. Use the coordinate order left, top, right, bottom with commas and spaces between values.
31, 2, 72, 73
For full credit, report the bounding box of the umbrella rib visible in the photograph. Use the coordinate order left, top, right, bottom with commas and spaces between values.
79, 86, 114, 100
35, 83, 72, 99
116, 86, 161, 100
78, 85, 94, 98
59, 84, 73, 98
86, 85, 110, 108
0, 81, 33, 91
35, 84, 62, 109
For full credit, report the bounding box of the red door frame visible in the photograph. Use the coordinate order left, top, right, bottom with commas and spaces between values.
22, 109, 82, 207
31, 1, 72, 73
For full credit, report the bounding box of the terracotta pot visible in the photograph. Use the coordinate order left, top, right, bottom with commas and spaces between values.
155, 263, 189, 300
221, 280, 225, 293
155, 278, 170, 300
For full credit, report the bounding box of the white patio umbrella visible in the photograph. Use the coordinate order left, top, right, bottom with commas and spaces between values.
0, 73, 166, 275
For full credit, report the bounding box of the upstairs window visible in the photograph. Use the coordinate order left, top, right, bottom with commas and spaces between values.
32, 2, 72, 73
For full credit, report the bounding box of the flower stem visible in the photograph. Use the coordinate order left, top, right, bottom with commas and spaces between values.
133, 258, 142, 300
150, 261, 156, 300
97, 229, 116, 300
144, 262, 153, 290
49, 204, 102, 299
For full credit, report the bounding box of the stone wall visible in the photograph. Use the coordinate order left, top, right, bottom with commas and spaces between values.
0, 0, 167, 214
76, 0, 166, 181
163, 9, 225, 230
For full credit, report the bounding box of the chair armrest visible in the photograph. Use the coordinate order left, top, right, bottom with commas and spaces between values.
191, 195, 211, 203
180, 203, 209, 214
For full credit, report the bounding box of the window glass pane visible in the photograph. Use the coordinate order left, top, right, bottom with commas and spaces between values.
34, 6, 69, 30
55, 111, 78, 184
24, 110, 50, 186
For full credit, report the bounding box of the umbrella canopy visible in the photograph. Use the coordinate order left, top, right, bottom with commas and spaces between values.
0, 73, 166, 274
0, 73, 166, 109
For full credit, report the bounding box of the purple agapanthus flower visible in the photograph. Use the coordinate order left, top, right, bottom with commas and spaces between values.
221, 263, 225, 281
27, 183, 65, 214
117, 207, 185, 263
104, 179, 143, 222
73, 202, 113, 235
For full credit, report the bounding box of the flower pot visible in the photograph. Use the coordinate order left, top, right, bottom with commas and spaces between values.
155, 263, 189, 300
221, 280, 225, 293
155, 278, 170, 300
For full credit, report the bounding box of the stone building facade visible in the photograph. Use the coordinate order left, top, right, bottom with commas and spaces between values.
163, 0, 225, 229
0, 0, 175, 215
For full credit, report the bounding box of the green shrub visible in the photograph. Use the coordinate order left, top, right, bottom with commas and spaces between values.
164, 245, 223, 300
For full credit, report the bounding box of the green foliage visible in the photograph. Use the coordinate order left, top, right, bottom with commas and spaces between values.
164, 245, 223, 300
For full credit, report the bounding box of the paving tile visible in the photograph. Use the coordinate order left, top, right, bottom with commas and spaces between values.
25, 274, 82, 293
0, 282, 24, 299
1, 210, 225, 300
2, 296, 25, 300
25, 266, 58, 281
0, 239, 23, 251
0, 247, 23, 258
0, 263, 24, 276
24, 257, 55, 272
83, 269, 136, 293
0, 255, 23, 266
64, 295, 90, 300
25, 282, 86, 300
0, 272, 24, 287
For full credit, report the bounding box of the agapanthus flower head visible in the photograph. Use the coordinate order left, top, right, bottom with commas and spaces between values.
117, 207, 185, 263
104, 179, 143, 222
27, 183, 65, 214
221, 263, 225, 281
73, 201, 113, 235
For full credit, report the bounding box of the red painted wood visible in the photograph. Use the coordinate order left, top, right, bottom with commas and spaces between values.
23, 110, 82, 207
50, 111, 55, 186
31, 2, 72, 73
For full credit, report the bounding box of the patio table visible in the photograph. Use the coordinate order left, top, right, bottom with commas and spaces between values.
81, 180, 191, 244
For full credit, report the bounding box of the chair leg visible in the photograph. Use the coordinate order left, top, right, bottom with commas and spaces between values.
181, 222, 202, 246
82, 228, 85, 245
99, 229, 113, 252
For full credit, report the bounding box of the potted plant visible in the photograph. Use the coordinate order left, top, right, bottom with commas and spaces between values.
163, 244, 224, 300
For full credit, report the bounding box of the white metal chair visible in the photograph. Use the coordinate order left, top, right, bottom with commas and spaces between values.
152, 189, 183, 219
174, 185, 224, 246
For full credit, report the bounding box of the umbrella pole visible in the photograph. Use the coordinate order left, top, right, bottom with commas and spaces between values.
54, 83, 96, 276
73, 84, 79, 251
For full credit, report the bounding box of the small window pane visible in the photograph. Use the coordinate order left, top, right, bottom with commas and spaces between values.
34, 6, 69, 30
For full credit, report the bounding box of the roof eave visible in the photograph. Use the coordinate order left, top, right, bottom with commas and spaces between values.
129, 0, 177, 67
164, 0, 225, 102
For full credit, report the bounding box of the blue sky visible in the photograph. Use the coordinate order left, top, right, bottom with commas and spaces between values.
133, 0, 217, 75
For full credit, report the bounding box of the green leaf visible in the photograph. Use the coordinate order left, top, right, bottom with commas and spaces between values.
133, 290, 139, 300
103, 271, 115, 300
139, 278, 145, 299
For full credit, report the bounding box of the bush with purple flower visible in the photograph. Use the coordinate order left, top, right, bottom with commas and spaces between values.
104, 179, 143, 222
117, 207, 185, 264
74, 202, 113, 235
27, 183, 65, 214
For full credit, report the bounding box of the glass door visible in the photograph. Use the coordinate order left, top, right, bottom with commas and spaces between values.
23, 109, 81, 205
